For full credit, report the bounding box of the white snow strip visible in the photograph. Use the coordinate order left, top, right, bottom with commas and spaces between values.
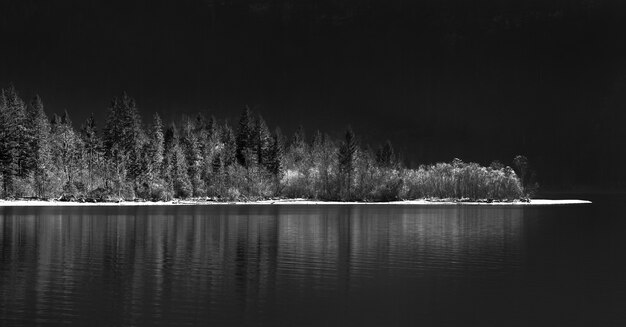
0, 199, 591, 207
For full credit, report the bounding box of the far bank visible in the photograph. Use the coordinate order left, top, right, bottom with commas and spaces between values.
0, 199, 591, 207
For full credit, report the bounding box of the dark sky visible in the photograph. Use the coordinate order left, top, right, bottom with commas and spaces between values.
1, 0, 625, 188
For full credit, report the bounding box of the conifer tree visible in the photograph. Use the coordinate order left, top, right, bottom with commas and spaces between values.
338, 127, 358, 200
103, 93, 145, 191
80, 114, 102, 193
376, 140, 396, 168
210, 143, 225, 197
267, 128, 284, 177
289, 125, 308, 165
212, 154, 222, 174
281, 125, 310, 197
0, 86, 30, 196
172, 142, 193, 198
194, 113, 206, 133
222, 122, 237, 167
0, 89, 17, 196
8, 87, 30, 179
135, 114, 165, 200
144, 113, 163, 200
202, 116, 220, 186
236, 107, 256, 168
207, 115, 218, 140
106, 144, 128, 199
162, 124, 192, 198
311, 131, 328, 198
193, 113, 208, 161
181, 116, 204, 196
27, 95, 54, 198
266, 128, 285, 196
51, 110, 82, 195
151, 113, 165, 168
311, 131, 337, 199
255, 115, 273, 169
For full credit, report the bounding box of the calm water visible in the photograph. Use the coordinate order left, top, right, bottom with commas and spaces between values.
1, 198, 625, 326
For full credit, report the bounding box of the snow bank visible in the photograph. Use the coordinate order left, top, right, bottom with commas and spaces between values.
0, 199, 591, 207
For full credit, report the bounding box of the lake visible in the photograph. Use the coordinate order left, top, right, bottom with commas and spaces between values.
1, 197, 625, 326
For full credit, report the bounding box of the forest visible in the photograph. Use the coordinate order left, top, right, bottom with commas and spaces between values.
0, 86, 533, 202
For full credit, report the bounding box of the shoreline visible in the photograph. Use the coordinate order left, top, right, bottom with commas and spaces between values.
0, 199, 592, 207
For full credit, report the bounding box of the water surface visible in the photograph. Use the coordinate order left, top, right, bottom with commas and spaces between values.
1, 199, 624, 326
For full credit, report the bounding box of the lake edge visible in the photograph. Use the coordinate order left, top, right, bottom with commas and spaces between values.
0, 199, 591, 207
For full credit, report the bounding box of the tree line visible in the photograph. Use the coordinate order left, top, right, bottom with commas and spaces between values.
0, 86, 532, 202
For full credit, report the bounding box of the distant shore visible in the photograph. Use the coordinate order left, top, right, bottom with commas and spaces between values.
0, 198, 591, 207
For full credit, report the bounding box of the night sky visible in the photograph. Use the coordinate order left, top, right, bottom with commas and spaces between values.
1, 0, 625, 189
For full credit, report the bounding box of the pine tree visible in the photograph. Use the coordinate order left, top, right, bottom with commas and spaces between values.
135, 114, 164, 199
10, 88, 29, 180
236, 107, 256, 168
195, 112, 206, 133
106, 144, 128, 199
266, 128, 285, 196
311, 131, 337, 199
207, 115, 219, 140
0, 89, 17, 196
207, 151, 222, 198
162, 124, 192, 198
267, 128, 284, 177
103, 93, 145, 192
212, 154, 222, 174
172, 142, 193, 198
173, 126, 193, 198
146, 113, 168, 200
202, 116, 220, 188
311, 131, 326, 197
27, 95, 54, 198
194, 113, 208, 160
289, 125, 308, 165
162, 124, 176, 196
0, 86, 31, 196
255, 115, 273, 169
151, 113, 165, 168
354, 145, 376, 200
376, 140, 396, 168
222, 122, 237, 167
338, 127, 358, 200
51, 110, 82, 196
80, 114, 102, 193
181, 116, 204, 196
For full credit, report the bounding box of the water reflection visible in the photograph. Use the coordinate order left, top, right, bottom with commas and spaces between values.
1, 204, 611, 326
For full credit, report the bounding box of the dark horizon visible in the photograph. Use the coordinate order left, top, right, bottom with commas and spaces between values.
2, 0, 625, 189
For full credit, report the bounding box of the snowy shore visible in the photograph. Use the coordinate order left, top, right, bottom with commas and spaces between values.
0, 199, 591, 206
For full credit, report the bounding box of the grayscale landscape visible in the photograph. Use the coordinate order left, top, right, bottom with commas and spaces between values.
1, 0, 624, 326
